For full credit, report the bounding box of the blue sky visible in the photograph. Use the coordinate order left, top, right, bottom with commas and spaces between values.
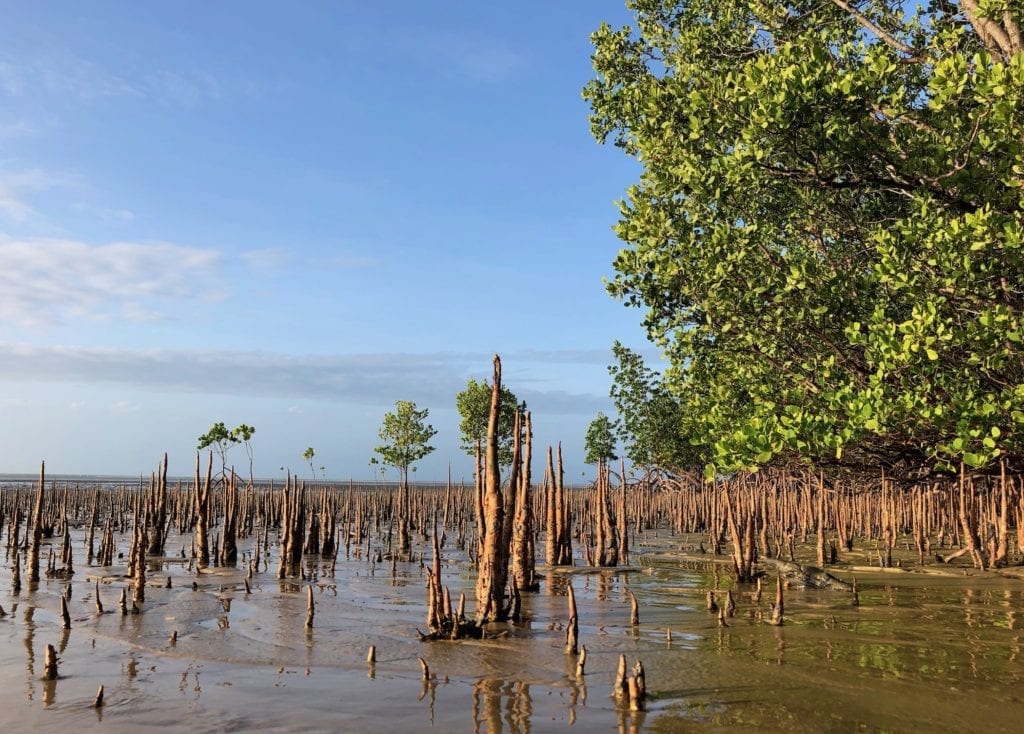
0, 1, 655, 482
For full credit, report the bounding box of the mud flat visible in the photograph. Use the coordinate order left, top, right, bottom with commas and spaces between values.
0, 513, 1021, 733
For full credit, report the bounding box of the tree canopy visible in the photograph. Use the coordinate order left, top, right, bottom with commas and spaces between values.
586, 1, 1024, 478
372, 400, 437, 486
198, 422, 254, 480
608, 341, 700, 473
584, 412, 620, 466
455, 378, 521, 467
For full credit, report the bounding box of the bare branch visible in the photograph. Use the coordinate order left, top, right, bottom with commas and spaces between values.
830, 0, 925, 60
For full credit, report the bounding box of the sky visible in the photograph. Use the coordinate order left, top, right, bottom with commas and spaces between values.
0, 0, 657, 483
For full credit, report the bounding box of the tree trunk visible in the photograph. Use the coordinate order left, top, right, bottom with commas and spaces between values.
195, 453, 212, 568
27, 462, 45, 583
475, 355, 510, 623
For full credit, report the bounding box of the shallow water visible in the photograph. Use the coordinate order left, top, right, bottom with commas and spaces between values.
2, 529, 1023, 733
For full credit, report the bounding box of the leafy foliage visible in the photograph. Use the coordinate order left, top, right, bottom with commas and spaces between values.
584, 412, 619, 466
455, 378, 521, 467
586, 1, 1024, 477
372, 400, 437, 485
198, 422, 256, 480
608, 342, 701, 472
303, 447, 316, 478
233, 423, 256, 484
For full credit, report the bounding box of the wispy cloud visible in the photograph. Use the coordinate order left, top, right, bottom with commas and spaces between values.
414, 30, 526, 83
0, 237, 222, 327
0, 52, 235, 107
69, 202, 136, 223
144, 69, 223, 107
325, 254, 378, 268
0, 119, 36, 140
0, 54, 137, 101
241, 247, 290, 270
0, 166, 135, 230
0, 167, 77, 224
0, 344, 611, 414
241, 248, 379, 272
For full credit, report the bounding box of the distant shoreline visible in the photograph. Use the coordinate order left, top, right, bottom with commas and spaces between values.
0, 472, 591, 489
0, 473, 456, 488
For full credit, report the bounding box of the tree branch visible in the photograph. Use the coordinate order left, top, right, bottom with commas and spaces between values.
830, 0, 925, 60
1002, 10, 1023, 56
961, 0, 1016, 60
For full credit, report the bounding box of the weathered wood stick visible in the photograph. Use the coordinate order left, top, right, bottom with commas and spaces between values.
565, 584, 579, 655
614, 653, 628, 698
770, 574, 784, 626
627, 676, 643, 711
43, 644, 58, 680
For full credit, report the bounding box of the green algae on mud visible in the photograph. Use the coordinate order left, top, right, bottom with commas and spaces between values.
1, 517, 1023, 732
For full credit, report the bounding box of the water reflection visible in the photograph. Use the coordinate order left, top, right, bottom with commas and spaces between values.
568, 677, 586, 725
24, 604, 35, 702
615, 706, 646, 734
472, 679, 535, 734
41, 678, 56, 707
418, 677, 436, 725
546, 575, 570, 597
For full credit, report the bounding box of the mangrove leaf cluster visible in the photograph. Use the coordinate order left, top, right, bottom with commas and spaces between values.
587, 0, 1024, 478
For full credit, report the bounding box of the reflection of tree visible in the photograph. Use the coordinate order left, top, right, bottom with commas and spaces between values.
473, 679, 502, 734
471, 679, 535, 734
568, 677, 587, 726
509, 682, 532, 733
616, 705, 646, 734
418, 677, 436, 725
24, 605, 35, 702
42, 678, 56, 707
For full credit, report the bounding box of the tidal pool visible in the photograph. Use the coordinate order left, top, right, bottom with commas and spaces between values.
1, 527, 1022, 732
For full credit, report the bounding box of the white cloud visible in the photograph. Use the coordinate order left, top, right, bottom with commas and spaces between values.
0, 343, 611, 415
0, 396, 31, 408
0, 237, 222, 326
